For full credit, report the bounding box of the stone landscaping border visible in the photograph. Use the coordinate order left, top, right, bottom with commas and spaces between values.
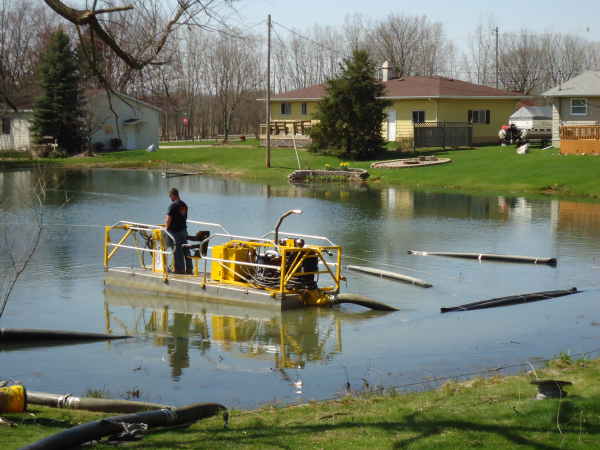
371, 156, 452, 169
288, 168, 369, 182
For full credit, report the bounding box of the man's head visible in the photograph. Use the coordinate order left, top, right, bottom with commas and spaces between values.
168, 188, 180, 201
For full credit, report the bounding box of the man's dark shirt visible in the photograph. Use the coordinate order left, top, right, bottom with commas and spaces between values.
167, 200, 188, 232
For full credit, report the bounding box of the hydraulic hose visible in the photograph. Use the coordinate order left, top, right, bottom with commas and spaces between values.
18, 402, 226, 450
336, 294, 399, 311
27, 392, 168, 414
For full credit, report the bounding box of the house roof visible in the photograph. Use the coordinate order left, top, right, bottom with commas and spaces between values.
542, 71, 600, 97
9, 89, 162, 112
11, 91, 43, 111
267, 76, 527, 101
510, 106, 553, 120
516, 99, 535, 109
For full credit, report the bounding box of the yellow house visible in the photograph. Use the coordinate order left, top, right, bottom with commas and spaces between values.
261, 75, 528, 147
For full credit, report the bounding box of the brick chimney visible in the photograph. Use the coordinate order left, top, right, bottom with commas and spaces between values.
381, 61, 393, 81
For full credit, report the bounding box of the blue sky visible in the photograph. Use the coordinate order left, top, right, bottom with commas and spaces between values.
238, 0, 600, 49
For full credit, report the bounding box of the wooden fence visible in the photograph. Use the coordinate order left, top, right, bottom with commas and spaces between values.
413, 122, 473, 149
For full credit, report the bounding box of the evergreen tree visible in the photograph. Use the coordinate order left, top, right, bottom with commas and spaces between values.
31, 29, 85, 154
308, 50, 392, 161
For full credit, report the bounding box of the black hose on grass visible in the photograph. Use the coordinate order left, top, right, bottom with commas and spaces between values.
18, 402, 226, 450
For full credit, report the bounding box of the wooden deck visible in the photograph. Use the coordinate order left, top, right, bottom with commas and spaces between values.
560, 126, 600, 154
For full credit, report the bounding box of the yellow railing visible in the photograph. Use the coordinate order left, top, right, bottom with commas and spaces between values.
561, 125, 600, 140
104, 221, 173, 280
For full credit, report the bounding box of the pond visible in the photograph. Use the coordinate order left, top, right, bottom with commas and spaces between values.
1, 169, 599, 409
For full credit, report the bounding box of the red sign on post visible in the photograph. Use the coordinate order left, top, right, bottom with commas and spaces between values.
183, 117, 188, 125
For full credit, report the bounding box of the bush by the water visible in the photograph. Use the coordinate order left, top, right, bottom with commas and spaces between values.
92, 142, 105, 152
109, 138, 122, 149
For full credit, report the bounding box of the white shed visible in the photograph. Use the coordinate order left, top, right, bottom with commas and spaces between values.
0, 90, 162, 151
509, 106, 552, 130
84, 90, 162, 151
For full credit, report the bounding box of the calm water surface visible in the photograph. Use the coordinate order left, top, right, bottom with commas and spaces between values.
1, 169, 599, 408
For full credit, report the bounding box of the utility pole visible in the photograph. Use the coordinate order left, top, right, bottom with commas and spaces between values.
494, 26, 499, 89
266, 14, 271, 168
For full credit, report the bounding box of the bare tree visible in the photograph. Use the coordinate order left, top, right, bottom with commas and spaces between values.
0, 166, 71, 320
499, 29, 545, 95
203, 29, 262, 140
81, 93, 111, 153
460, 17, 497, 86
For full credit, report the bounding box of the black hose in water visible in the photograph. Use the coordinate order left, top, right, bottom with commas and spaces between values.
440, 288, 579, 313
336, 294, 399, 311
0, 328, 130, 341
18, 402, 225, 450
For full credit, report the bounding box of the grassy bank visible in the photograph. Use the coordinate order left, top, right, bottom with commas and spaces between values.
2, 141, 600, 197
2, 354, 600, 449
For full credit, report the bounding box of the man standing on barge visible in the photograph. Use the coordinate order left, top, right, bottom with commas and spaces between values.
165, 188, 193, 274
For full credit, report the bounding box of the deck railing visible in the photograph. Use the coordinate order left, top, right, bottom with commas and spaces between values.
260, 121, 313, 136
561, 125, 600, 140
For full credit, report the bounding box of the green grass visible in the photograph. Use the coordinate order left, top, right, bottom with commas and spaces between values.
1, 143, 600, 198
3, 356, 600, 449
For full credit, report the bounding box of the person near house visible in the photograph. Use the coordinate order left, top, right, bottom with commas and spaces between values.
165, 188, 193, 274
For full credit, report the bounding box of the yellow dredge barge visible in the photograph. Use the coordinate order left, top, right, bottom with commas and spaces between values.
103, 211, 343, 310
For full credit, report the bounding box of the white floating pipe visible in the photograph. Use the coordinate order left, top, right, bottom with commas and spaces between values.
347, 265, 432, 288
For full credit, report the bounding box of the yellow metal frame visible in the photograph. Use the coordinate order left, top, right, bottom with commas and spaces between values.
104, 223, 170, 281
104, 223, 342, 306
205, 239, 341, 305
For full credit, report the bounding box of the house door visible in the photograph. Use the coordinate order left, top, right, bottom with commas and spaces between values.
386, 110, 396, 141
126, 127, 137, 150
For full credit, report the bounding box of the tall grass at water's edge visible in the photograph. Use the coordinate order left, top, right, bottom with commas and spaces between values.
3, 355, 600, 449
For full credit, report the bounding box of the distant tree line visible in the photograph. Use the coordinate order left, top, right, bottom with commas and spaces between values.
2, 1, 600, 140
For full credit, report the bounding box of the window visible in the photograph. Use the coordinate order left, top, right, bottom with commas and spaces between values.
571, 99, 587, 115
469, 110, 490, 124
301, 102, 307, 115
105, 124, 115, 134
280, 102, 291, 115
1, 117, 10, 134
412, 111, 425, 123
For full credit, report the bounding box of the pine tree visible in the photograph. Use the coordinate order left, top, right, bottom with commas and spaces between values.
31, 29, 85, 155
308, 50, 392, 161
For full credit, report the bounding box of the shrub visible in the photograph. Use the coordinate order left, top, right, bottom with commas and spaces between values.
50, 147, 68, 159
92, 142, 105, 152
109, 138, 122, 149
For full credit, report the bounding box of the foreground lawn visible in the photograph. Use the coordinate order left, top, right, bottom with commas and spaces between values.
3, 355, 600, 449
2, 142, 600, 197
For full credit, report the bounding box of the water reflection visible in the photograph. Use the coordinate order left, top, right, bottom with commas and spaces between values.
104, 288, 388, 381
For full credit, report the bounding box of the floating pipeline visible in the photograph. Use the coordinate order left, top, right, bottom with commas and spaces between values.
27, 391, 168, 414
0, 328, 131, 342
18, 402, 226, 450
347, 265, 432, 288
408, 251, 557, 265
440, 288, 579, 313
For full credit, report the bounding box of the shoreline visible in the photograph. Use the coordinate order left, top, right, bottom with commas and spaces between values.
2, 143, 600, 199
4, 353, 599, 449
